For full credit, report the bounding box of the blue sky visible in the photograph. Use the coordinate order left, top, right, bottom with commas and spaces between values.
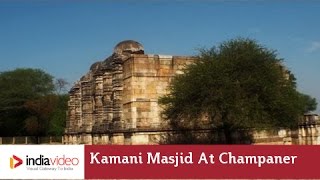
0, 1, 319, 112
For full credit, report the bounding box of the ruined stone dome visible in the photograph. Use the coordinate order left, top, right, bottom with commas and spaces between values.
114, 40, 144, 54
90, 61, 102, 71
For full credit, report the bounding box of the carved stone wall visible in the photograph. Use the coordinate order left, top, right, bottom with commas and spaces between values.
64, 40, 196, 144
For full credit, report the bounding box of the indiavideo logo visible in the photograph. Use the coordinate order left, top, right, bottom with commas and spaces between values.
10, 155, 23, 169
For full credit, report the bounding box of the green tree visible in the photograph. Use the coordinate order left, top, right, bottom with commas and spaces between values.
48, 94, 69, 136
159, 38, 317, 144
0, 68, 55, 136
299, 93, 317, 113
24, 95, 58, 136
24, 94, 69, 136
0, 68, 68, 137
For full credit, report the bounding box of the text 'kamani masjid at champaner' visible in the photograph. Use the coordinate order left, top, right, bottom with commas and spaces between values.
64, 40, 196, 144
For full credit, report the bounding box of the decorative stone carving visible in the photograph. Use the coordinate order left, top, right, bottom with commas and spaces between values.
64, 40, 196, 144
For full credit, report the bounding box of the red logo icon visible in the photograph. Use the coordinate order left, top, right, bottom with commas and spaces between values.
10, 155, 23, 169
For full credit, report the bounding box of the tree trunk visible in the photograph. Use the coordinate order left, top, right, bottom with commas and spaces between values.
221, 111, 233, 144
223, 125, 233, 144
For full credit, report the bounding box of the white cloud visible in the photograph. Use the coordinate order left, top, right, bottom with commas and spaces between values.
306, 41, 320, 53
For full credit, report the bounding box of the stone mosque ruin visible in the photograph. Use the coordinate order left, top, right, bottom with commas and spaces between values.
64, 40, 196, 144
64, 40, 320, 145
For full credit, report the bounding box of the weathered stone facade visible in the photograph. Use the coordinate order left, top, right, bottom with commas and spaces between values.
64, 40, 195, 144
64, 40, 320, 145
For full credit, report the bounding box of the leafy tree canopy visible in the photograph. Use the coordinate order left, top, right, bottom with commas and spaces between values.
160, 38, 317, 144
299, 93, 317, 113
0, 68, 68, 136
0, 68, 54, 111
